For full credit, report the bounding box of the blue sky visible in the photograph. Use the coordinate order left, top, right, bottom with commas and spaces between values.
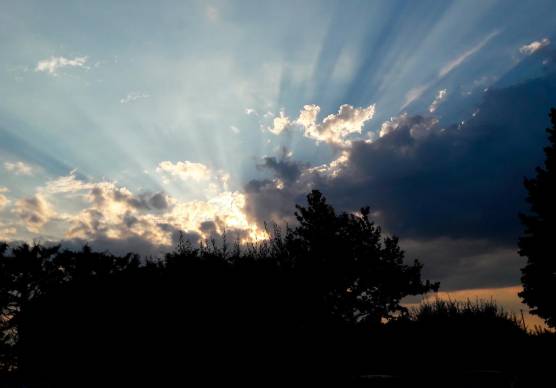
1, 0, 556, 322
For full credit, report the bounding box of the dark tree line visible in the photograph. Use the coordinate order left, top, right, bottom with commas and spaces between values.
0, 191, 438, 385
1, 113, 556, 386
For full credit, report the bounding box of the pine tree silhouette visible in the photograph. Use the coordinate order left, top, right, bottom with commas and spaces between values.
519, 108, 556, 329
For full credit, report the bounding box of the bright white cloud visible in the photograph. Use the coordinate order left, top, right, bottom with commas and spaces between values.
305, 151, 350, 178
267, 104, 375, 147
267, 112, 291, 135
120, 92, 150, 104
429, 89, 448, 113
296, 104, 320, 128
35, 56, 88, 75
519, 38, 550, 55
302, 104, 375, 146
155, 160, 232, 200
156, 161, 213, 182
4, 161, 33, 176
264, 103, 375, 146
38, 168, 266, 245
43, 169, 94, 194
168, 191, 264, 241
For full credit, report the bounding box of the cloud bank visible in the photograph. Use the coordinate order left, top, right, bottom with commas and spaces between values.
244, 72, 556, 290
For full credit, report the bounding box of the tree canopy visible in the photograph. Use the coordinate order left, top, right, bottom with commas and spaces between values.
0, 190, 440, 383
519, 108, 556, 329
289, 190, 439, 326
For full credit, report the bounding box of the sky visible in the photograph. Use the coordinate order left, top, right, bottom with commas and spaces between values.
1, 0, 556, 327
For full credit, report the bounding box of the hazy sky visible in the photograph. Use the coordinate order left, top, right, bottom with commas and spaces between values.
1, 0, 556, 323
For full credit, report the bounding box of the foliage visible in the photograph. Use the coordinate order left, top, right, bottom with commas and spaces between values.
289, 190, 439, 326
0, 191, 441, 382
519, 108, 556, 328
409, 298, 522, 330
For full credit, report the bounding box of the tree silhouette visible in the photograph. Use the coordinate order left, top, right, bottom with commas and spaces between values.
289, 190, 439, 327
1, 188, 555, 385
519, 108, 556, 329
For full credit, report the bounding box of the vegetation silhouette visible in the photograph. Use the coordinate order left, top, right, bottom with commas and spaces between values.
519, 108, 556, 329
0, 190, 554, 387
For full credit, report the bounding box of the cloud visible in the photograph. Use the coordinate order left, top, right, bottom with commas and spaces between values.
378, 113, 439, 139
4, 161, 33, 176
267, 111, 291, 135
13, 194, 55, 233
257, 148, 305, 184
120, 92, 150, 104
43, 169, 93, 194
439, 31, 499, 78
519, 38, 550, 55
428, 89, 448, 113
244, 72, 556, 293
156, 161, 213, 182
402, 32, 498, 111
0, 224, 16, 241
400, 237, 523, 291
304, 151, 350, 178
35, 56, 88, 75
301, 104, 375, 146
296, 104, 320, 128
45, 170, 173, 212
0, 187, 8, 209
32, 168, 265, 248
155, 161, 232, 199
40, 171, 177, 245
206, 6, 219, 22
264, 103, 376, 147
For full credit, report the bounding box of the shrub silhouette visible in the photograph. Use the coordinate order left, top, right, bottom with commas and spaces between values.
519, 107, 556, 328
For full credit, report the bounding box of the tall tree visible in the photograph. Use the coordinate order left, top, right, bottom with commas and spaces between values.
519, 108, 556, 328
290, 190, 439, 327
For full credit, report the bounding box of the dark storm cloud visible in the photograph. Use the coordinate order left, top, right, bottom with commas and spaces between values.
248, 72, 556, 243
244, 180, 302, 227
126, 192, 171, 211
92, 187, 171, 212
257, 156, 304, 183
244, 72, 556, 290
400, 238, 523, 291
329, 74, 556, 243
